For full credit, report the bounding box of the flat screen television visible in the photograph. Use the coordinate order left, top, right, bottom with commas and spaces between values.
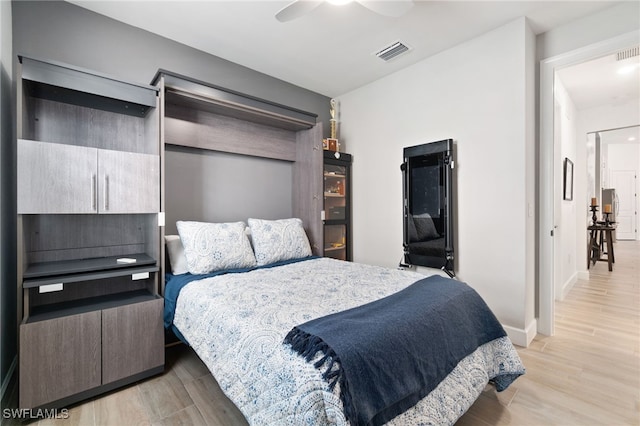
401, 139, 454, 276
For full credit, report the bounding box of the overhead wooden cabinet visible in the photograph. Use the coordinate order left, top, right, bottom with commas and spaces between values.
18, 141, 159, 214
17, 140, 98, 214
17, 56, 164, 410
97, 149, 159, 213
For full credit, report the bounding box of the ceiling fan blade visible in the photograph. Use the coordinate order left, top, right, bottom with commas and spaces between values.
357, 0, 414, 17
276, 0, 324, 22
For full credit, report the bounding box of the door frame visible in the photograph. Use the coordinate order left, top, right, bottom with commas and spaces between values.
538, 30, 640, 336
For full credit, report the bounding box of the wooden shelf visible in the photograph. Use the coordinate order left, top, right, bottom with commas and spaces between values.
324, 192, 344, 198
20, 55, 157, 117
26, 290, 160, 323
23, 254, 157, 288
156, 70, 317, 132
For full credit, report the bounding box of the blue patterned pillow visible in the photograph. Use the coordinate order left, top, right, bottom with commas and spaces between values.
176, 221, 256, 274
248, 218, 312, 266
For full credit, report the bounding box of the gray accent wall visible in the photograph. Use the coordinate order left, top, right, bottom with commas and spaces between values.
164, 145, 293, 235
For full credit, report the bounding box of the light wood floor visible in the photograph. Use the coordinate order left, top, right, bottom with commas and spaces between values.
457, 239, 640, 426
6, 241, 639, 425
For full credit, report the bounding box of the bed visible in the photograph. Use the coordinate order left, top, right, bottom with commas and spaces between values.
164, 218, 525, 425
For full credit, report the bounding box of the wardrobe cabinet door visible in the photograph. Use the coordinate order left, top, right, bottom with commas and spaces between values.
19, 312, 101, 409
98, 149, 159, 214
101, 298, 164, 384
17, 139, 98, 214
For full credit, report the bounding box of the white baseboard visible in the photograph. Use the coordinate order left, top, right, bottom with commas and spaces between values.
557, 272, 578, 301
0, 356, 16, 402
503, 319, 537, 348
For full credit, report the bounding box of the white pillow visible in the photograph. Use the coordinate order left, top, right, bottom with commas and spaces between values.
164, 235, 189, 275
248, 218, 312, 266
176, 221, 256, 274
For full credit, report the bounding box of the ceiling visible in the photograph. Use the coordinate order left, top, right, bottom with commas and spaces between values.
598, 125, 639, 145
67, 0, 627, 98
556, 51, 640, 111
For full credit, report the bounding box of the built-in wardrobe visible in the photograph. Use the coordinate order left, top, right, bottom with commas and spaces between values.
152, 70, 326, 292
16, 56, 164, 410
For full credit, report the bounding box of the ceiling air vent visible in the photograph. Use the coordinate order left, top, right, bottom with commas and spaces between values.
616, 46, 639, 61
375, 41, 411, 62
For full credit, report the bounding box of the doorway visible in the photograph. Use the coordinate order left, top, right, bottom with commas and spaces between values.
595, 126, 640, 241
539, 31, 640, 336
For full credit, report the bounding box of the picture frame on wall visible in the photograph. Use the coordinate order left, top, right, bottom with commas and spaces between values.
563, 157, 573, 201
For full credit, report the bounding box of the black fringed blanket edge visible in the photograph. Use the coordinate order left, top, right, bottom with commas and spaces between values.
284, 275, 521, 426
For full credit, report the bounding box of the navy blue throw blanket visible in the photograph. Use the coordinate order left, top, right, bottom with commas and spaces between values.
284, 275, 509, 426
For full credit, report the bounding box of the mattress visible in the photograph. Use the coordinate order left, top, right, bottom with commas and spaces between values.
170, 257, 524, 425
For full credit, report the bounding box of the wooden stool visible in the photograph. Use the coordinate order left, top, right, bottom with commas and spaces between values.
587, 224, 616, 271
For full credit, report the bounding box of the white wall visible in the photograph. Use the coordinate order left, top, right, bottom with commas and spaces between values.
553, 78, 578, 299
537, 2, 640, 60
338, 18, 536, 346
578, 99, 640, 138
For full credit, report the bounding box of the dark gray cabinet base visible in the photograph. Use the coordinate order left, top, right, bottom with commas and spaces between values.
102, 298, 164, 384
19, 298, 164, 409
19, 312, 101, 409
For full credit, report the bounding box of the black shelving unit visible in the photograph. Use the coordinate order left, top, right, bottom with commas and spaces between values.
323, 150, 352, 261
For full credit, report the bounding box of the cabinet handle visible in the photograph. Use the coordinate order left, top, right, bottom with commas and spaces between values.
104, 175, 109, 211
92, 174, 97, 211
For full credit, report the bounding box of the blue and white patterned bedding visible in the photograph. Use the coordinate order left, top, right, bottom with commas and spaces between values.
172, 257, 525, 425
